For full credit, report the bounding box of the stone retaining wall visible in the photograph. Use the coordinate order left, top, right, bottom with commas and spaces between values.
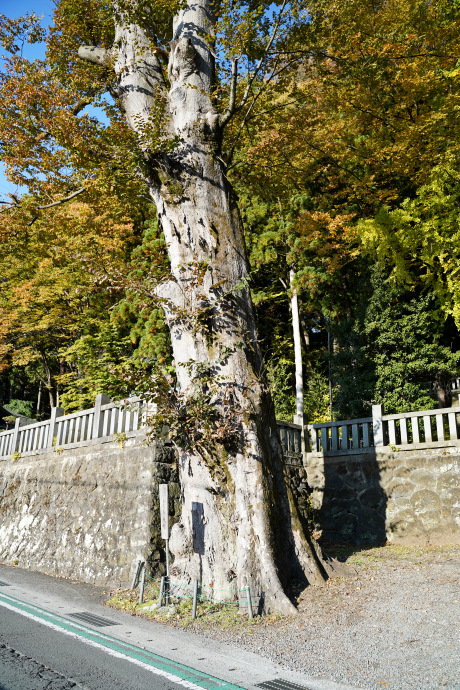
0, 433, 180, 586
1, 431, 458, 588
306, 446, 460, 545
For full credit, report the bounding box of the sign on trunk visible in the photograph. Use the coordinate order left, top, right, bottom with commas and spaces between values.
159, 483, 169, 540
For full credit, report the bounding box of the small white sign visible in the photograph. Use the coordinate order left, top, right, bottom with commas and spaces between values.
159, 484, 169, 540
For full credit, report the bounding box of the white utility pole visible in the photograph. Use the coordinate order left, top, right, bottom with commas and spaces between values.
290, 269, 304, 423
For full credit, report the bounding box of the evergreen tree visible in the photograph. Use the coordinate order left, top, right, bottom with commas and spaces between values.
332, 268, 460, 417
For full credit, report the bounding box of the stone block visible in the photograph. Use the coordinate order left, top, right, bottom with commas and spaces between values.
358, 487, 386, 510
322, 472, 344, 490
385, 478, 416, 499
336, 462, 350, 476
330, 486, 357, 501
426, 526, 459, 545
321, 512, 357, 542
356, 507, 386, 545
392, 463, 413, 479
409, 469, 438, 492
440, 487, 460, 510
306, 472, 324, 489
420, 508, 452, 532
386, 509, 428, 544
410, 489, 442, 514
386, 499, 400, 516
345, 498, 364, 516
437, 472, 460, 504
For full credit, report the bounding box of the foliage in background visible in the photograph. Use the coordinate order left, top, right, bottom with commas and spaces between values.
232, 0, 460, 420
265, 358, 330, 423
302, 369, 330, 424
0, 0, 459, 422
0, 190, 139, 411
358, 163, 460, 328
332, 269, 460, 417
4, 399, 35, 418
58, 216, 172, 411
265, 358, 296, 422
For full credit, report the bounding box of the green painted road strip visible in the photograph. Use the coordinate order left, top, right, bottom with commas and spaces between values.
0, 590, 244, 690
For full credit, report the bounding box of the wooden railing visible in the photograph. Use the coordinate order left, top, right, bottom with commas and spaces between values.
306, 404, 460, 455
308, 416, 373, 454
383, 407, 459, 446
276, 420, 304, 464
0, 394, 145, 459
0, 428, 15, 458
1, 395, 460, 460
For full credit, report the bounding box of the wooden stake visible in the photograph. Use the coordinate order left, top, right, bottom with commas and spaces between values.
192, 579, 198, 619
130, 560, 143, 590
159, 576, 165, 607
246, 586, 254, 619
138, 564, 146, 604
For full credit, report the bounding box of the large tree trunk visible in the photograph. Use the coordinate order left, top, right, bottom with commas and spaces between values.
80, 0, 344, 614
155, 147, 333, 615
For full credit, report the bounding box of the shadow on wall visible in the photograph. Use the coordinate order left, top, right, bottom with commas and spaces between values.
312, 450, 387, 546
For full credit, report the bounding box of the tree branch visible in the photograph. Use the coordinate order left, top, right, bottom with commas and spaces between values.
235, 0, 288, 114
0, 194, 20, 212
244, 100, 299, 122
32, 80, 117, 146
78, 46, 109, 66
36, 187, 86, 210
26, 188, 86, 225
220, 56, 239, 128
0, 188, 86, 224
227, 56, 298, 166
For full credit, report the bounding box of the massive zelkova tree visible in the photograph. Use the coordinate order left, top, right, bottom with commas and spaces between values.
0, 0, 346, 613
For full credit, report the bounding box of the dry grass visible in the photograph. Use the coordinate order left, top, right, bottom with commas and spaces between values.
324, 541, 460, 567
104, 582, 283, 631
104, 544, 460, 631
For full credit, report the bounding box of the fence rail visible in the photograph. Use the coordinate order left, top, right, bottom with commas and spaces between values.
2, 395, 460, 460
0, 428, 15, 458
277, 420, 304, 464
305, 404, 460, 455
383, 407, 459, 446
0, 394, 145, 459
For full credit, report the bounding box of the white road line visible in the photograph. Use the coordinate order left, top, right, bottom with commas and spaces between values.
0, 598, 204, 690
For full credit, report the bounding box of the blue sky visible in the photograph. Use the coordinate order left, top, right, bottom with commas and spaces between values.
0, 1, 52, 201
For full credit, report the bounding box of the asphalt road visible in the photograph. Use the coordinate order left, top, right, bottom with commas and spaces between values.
0, 604, 187, 690
0, 564, 358, 690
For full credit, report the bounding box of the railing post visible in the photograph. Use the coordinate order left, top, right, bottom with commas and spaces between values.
138, 564, 146, 604
92, 393, 111, 440
293, 413, 308, 456
47, 407, 64, 449
11, 418, 21, 454
158, 576, 165, 608
372, 404, 384, 447
310, 425, 318, 452
131, 559, 144, 590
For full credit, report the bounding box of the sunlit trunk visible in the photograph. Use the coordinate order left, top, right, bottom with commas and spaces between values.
79, 0, 347, 613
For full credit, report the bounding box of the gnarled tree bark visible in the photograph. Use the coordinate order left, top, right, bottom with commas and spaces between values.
80, 0, 346, 614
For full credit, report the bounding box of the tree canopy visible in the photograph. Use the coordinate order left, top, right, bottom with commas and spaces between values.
1, 0, 459, 420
